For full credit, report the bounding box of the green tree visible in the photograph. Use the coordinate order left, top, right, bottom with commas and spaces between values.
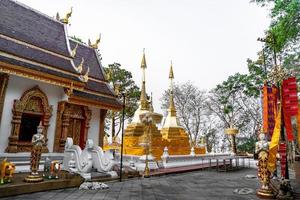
104, 63, 140, 138
208, 60, 264, 153
252, 0, 300, 78
160, 82, 209, 146
70, 35, 86, 44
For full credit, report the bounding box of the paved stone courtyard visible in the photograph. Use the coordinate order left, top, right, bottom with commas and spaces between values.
1, 168, 261, 200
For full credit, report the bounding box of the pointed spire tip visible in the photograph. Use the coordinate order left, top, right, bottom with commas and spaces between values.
169, 61, 174, 79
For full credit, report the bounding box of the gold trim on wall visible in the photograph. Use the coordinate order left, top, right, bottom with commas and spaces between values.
0, 51, 80, 80
0, 73, 9, 125
68, 95, 122, 111
0, 61, 84, 91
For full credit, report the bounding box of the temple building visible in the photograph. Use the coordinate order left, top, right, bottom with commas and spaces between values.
0, 0, 121, 153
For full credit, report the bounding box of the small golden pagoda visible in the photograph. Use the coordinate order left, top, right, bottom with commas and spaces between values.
123, 51, 164, 159
160, 62, 191, 155
103, 135, 121, 151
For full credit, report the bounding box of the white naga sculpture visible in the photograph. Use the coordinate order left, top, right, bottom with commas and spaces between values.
91, 146, 115, 173
63, 137, 115, 174
63, 138, 93, 173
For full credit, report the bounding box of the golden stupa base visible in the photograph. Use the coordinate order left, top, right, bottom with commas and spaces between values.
256, 188, 274, 199
167, 146, 190, 155
194, 147, 206, 154
124, 123, 165, 160
161, 127, 191, 155
24, 174, 44, 183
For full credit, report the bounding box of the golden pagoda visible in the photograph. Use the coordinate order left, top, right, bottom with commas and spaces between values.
160, 62, 191, 155
123, 50, 164, 159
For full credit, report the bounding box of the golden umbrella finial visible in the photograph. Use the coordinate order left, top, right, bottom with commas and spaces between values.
141, 48, 147, 69
169, 60, 174, 79
267, 65, 291, 84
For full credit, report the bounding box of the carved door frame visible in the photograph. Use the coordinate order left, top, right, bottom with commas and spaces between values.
54, 101, 91, 152
5, 86, 52, 153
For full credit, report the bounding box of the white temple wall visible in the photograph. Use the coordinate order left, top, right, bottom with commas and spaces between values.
0, 75, 64, 153
88, 107, 100, 146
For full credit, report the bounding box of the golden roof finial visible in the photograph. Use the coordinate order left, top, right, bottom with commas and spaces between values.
141, 48, 147, 69
105, 68, 112, 81
169, 60, 174, 79
71, 43, 78, 58
76, 57, 84, 73
59, 7, 73, 24
80, 67, 89, 82
88, 34, 101, 49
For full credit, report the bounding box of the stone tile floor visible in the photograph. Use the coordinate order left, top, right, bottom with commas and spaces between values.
0, 168, 266, 200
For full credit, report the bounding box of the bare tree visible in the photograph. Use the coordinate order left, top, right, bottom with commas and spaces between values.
207, 88, 262, 152
160, 82, 208, 146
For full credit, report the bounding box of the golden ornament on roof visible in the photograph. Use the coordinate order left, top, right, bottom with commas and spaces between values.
81, 67, 89, 82
76, 58, 84, 74
57, 7, 73, 24
88, 34, 101, 49
71, 43, 78, 58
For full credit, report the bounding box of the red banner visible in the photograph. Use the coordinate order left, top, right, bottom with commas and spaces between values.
282, 77, 298, 141
262, 85, 278, 138
279, 143, 287, 178
282, 77, 298, 116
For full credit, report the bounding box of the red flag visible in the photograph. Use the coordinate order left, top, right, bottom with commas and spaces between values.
282, 77, 298, 141
282, 77, 298, 116
279, 143, 287, 178
283, 110, 294, 141
261, 85, 278, 137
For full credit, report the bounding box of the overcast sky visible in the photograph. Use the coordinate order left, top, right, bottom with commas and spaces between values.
18, 0, 270, 113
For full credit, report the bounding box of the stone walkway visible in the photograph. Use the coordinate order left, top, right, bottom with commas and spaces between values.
1, 168, 262, 200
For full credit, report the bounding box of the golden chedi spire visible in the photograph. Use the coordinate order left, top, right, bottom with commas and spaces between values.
160, 61, 191, 156
169, 61, 174, 79
168, 61, 176, 117
140, 49, 148, 110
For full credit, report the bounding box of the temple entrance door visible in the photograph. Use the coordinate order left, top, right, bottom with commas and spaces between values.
19, 113, 42, 142
67, 117, 85, 149
54, 102, 91, 152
